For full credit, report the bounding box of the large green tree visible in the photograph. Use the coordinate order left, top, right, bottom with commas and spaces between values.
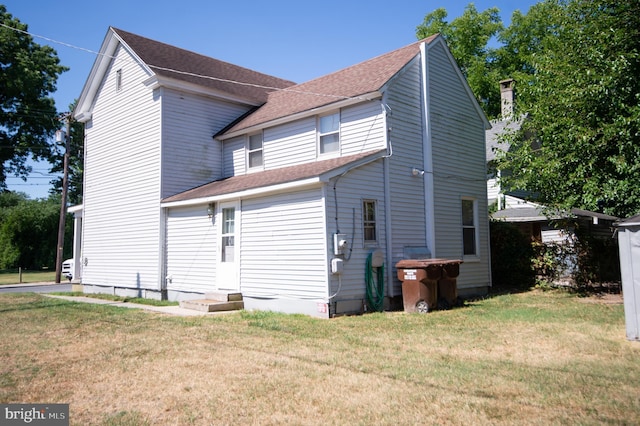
0, 193, 71, 269
500, 0, 640, 218
416, 4, 504, 118
0, 5, 67, 189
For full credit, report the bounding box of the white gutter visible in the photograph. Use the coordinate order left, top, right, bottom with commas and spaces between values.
161, 177, 323, 208
381, 95, 395, 298
420, 42, 437, 257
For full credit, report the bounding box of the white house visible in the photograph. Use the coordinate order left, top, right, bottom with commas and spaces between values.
72, 27, 491, 317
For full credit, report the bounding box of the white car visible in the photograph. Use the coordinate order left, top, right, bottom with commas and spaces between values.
62, 259, 74, 281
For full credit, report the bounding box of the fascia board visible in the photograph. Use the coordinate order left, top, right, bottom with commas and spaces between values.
142, 75, 262, 106
74, 28, 153, 122
161, 177, 323, 208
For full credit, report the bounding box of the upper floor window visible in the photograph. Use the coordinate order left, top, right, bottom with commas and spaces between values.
248, 133, 263, 169
318, 112, 339, 155
363, 200, 377, 243
115, 69, 123, 92
462, 198, 478, 257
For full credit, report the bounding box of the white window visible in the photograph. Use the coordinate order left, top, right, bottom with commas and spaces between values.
318, 112, 339, 154
462, 198, 478, 257
115, 69, 122, 92
363, 200, 377, 243
247, 133, 263, 169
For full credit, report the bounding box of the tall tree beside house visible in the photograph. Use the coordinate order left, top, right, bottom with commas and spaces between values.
0, 5, 68, 189
416, 4, 504, 118
498, 0, 640, 218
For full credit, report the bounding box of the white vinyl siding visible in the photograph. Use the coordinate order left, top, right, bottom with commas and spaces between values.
165, 205, 217, 294
81, 44, 162, 290
427, 41, 490, 289
340, 101, 386, 155
325, 161, 387, 301
240, 189, 327, 299
384, 59, 429, 273
223, 102, 386, 176
223, 136, 247, 177
161, 89, 249, 197
263, 118, 316, 169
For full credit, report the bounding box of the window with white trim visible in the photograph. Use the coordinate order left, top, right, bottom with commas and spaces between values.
318, 112, 339, 154
363, 200, 377, 243
247, 133, 263, 169
461, 198, 478, 256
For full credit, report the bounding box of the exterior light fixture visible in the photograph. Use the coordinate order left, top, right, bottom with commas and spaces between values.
207, 203, 216, 218
411, 168, 425, 177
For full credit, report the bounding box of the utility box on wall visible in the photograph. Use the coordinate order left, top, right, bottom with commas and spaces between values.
615, 215, 640, 342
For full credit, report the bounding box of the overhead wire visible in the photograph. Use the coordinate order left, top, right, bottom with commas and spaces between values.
0, 22, 373, 103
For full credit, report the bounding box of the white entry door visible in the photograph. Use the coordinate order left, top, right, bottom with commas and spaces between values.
218, 202, 239, 290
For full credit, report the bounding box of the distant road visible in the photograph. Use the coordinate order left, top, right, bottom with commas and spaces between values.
0, 283, 72, 294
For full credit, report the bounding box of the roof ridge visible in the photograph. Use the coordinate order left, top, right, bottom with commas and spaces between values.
110, 27, 296, 103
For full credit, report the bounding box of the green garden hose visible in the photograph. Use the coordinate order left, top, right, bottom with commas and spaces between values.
365, 253, 385, 312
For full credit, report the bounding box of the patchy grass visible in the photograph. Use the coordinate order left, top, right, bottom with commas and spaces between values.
0, 290, 638, 425
0, 270, 56, 285
49, 292, 179, 306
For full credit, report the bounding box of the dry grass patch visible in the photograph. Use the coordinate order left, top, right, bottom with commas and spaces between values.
0, 290, 638, 425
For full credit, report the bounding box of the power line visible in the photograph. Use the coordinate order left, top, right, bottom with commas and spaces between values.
0, 22, 369, 102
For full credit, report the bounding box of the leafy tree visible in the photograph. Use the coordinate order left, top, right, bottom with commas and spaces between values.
494, 0, 567, 114
499, 0, 640, 218
416, 4, 504, 117
0, 195, 72, 269
0, 5, 68, 189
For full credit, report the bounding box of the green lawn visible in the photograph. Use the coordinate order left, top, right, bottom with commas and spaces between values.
0, 290, 638, 425
0, 269, 56, 285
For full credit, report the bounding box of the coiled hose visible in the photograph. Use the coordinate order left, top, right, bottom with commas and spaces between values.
365, 252, 385, 312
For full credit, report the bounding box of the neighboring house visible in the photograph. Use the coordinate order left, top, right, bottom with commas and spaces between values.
492, 195, 617, 244
486, 79, 527, 209
486, 80, 618, 243
72, 27, 491, 317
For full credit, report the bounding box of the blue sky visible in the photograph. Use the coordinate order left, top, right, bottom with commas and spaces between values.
3, 0, 540, 198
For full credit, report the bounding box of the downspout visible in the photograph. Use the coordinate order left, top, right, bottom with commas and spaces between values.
420, 42, 437, 258
381, 96, 394, 297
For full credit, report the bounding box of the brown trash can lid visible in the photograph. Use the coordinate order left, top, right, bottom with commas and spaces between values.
395, 258, 463, 269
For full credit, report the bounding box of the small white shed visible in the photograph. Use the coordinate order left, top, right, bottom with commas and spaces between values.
615, 214, 640, 342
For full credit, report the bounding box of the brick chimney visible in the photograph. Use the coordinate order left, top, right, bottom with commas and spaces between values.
500, 79, 515, 119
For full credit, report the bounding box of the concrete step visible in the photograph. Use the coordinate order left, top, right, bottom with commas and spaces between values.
179, 299, 244, 313
204, 291, 243, 302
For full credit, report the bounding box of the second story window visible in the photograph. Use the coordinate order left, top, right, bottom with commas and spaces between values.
318, 112, 339, 154
248, 133, 263, 169
115, 69, 122, 92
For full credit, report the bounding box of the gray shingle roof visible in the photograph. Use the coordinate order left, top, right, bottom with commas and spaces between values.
112, 27, 296, 104
162, 149, 385, 203
221, 35, 439, 134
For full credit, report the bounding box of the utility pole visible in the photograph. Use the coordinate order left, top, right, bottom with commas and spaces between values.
54, 114, 71, 283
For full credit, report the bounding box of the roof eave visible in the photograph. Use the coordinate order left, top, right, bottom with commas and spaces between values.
217, 91, 382, 140
74, 27, 153, 122
143, 75, 263, 106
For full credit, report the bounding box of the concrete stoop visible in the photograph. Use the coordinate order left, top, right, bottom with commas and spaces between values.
179, 291, 244, 313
